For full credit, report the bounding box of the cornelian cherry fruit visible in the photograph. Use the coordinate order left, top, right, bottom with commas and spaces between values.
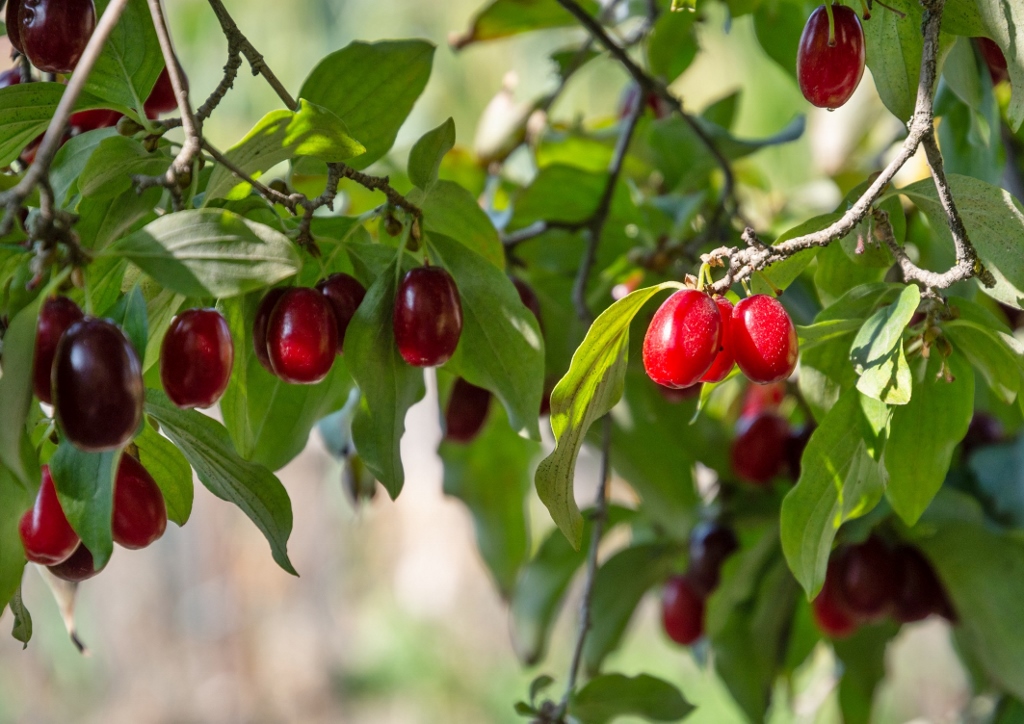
730, 295, 799, 384
33, 296, 84, 404
70, 109, 121, 133
731, 412, 790, 484
19, 466, 80, 566
813, 560, 858, 638
700, 296, 736, 383
661, 575, 705, 645
316, 273, 366, 354
797, 5, 866, 110
445, 378, 491, 444
266, 287, 338, 384
160, 308, 234, 408
48, 543, 106, 582
393, 266, 463, 367
976, 37, 1008, 85
833, 536, 898, 621
112, 455, 167, 550
20, 0, 96, 74
642, 290, 721, 389
687, 521, 739, 596
6, 0, 25, 53
143, 67, 181, 117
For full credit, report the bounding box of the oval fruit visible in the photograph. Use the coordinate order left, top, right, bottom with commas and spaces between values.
52, 318, 144, 452
661, 575, 705, 645
812, 559, 858, 638
731, 412, 790, 484
642, 289, 721, 389
21, 0, 96, 74
266, 287, 338, 384
834, 537, 898, 621
160, 308, 234, 408
797, 5, 866, 110
6, 0, 24, 53
19, 466, 80, 565
687, 521, 739, 596
33, 296, 84, 404
445, 378, 492, 444
730, 295, 799, 383
112, 455, 167, 550
393, 266, 463, 367
316, 273, 366, 354
143, 67, 181, 117
48, 543, 106, 582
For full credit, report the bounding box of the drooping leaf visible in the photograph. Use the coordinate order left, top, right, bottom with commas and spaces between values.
418, 182, 505, 270
134, 419, 193, 526
49, 441, 121, 570
863, 0, 927, 121
0, 465, 31, 616
85, 0, 162, 113
850, 284, 920, 405
569, 673, 695, 724
408, 117, 456, 191
107, 284, 149, 366
8, 585, 31, 648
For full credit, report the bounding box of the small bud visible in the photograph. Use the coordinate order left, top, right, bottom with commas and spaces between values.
384, 214, 403, 238
116, 116, 144, 136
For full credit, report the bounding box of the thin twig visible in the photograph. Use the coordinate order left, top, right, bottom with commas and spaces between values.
202, 140, 300, 211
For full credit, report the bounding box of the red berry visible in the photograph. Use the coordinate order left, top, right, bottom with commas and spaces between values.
445, 378, 491, 444
253, 288, 286, 374
731, 412, 790, 484
740, 380, 787, 418
661, 575, 705, 645
687, 521, 739, 597
6, 0, 24, 53
266, 287, 338, 384
20, 0, 96, 74
70, 109, 121, 133
0, 67, 23, 90
730, 295, 798, 384
700, 296, 736, 383
53, 318, 144, 452
160, 308, 234, 408
112, 455, 167, 550
642, 290, 721, 389
48, 543, 105, 582
33, 296, 84, 404
19, 466, 80, 566
393, 266, 463, 367
797, 5, 865, 110
976, 37, 1009, 85
834, 537, 898, 622
812, 559, 858, 638
143, 67, 183, 118
316, 273, 366, 354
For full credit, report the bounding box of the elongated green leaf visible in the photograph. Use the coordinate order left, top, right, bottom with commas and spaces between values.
536, 284, 678, 547
78, 136, 172, 199
107, 285, 148, 365
429, 234, 543, 437
76, 185, 163, 250
408, 118, 455, 191
418, 182, 505, 270
569, 674, 694, 724
781, 390, 888, 597
0, 83, 70, 166
85, 0, 162, 112
298, 40, 434, 169
49, 128, 120, 206
833, 623, 899, 724
134, 420, 193, 526
863, 0, 926, 121
451, 0, 600, 49
205, 100, 364, 203
885, 352, 974, 525
0, 465, 31, 616
145, 389, 296, 575
141, 289, 184, 373
971, 0, 1024, 129
851, 284, 920, 404
50, 441, 121, 570
106, 209, 301, 298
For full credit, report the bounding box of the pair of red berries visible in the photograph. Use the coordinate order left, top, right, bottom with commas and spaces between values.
7, 0, 94, 74
643, 290, 799, 390
812, 535, 955, 638
661, 521, 739, 646
19, 457, 167, 581
797, 4, 866, 110
253, 273, 366, 384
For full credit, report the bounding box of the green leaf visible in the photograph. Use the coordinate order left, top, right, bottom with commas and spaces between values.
298, 40, 434, 169
78, 135, 172, 199
205, 100, 364, 203
850, 284, 920, 404
141, 289, 184, 373
750, 212, 842, 296
76, 185, 163, 250
85, 0, 162, 112
897, 174, 1024, 309
106, 209, 301, 298
50, 441, 121, 570
0, 83, 99, 166
9, 586, 31, 649
646, 9, 698, 82
944, 297, 1022, 403
781, 390, 887, 597
971, 0, 1024, 129
536, 283, 678, 548
408, 117, 455, 191
134, 420, 193, 526
107, 285, 149, 366
833, 623, 899, 724
885, 352, 974, 525
144, 389, 296, 575
863, 0, 927, 120
451, 0, 600, 49
569, 673, 694, 724
418, 182, 505, 270
49, 128, 120, 206
583, 541, 681, 675
0, 465, 31, 617
429, 234, 543, 438
346, 258, 427, 498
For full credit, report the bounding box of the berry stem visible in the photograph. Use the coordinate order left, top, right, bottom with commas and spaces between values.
826, 3, 837, 46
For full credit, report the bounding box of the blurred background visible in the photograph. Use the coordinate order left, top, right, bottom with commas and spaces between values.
0, 0, 972, 721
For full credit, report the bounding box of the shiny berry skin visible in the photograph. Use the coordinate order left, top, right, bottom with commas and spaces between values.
160, 308, 234, 408
687, 521, 739, 597
731, 412, 790, 484
730, 295, 799, 384
6, 0, 24, 53
812, 560, 858, 638
661, 575, 705, 645
0, 67, 23, 90
393, 267, 463, 367
445, 378, 491, 444
700, 296, 736, 383
112, 455, 167, 550
70, 109, 121, 133
253, 288, 286, 374
53, 318, 144, 452
143, 67, 182, 118
266, 287, 338, 384
33, 296, 84, 404
48, 543, 105, 582
797, 5, 866, 110
20, 0, 96, 74
19, 466, 80, 566
642, 290, 721, 389
834, 537, 898, 621
316, 273, 366, 354
977, 37, 1009, 85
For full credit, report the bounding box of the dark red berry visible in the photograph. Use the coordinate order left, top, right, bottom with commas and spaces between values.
143, 67, 183, 118
253, 288, 286, 374
393, 266, 463, 367
700, 296, 736, 383
891, 545, 947, 624
445, 378, 491, 444
70, 109, 121, 133
797, 5, 866, 110
0, 67, 23, 90
687, 521, 739, 597
19, 465, 79, 566
730, 295, 799, 384
33, 296, 84, 404
266, 287, 337, 384
160, 308, 234, 408
112, 455, 167, 550
6, 0, 24, 53
833, 537, 898, 622
977, 37, 1009, 85
661, 575, 705, 645
642, 290, 721, 389
731, 412, 790, 484
812, 559, 858, 638
20, 0, 96, 74
962, 412, 1005, 457
53, 318, 144, 452
48, 543, 105, 582
512, 277, 543, 327
316, 273, 366, 354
